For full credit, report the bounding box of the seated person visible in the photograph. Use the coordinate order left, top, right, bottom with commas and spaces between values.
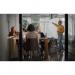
24, 24, 39, 57
36, 30, 45, 57
36, 26, 45, 38
39, 32, 45, 38
9, 26, 17, 37
8, 26, 19, 48
25, 24, 40, 42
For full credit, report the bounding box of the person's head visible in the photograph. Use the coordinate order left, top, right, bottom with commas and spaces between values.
11, 26, 16, 33
23, 28, 25, 31
27, 24, 35, 32
58, 20, 62, 25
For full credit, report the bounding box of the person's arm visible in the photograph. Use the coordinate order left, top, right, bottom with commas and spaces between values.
52, 22, 58, 27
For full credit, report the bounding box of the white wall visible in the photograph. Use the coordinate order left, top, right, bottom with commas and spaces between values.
0, 14, 9, 60
0, 14, 19, 60
68, 15, 75, 40
7, 14, 19, 32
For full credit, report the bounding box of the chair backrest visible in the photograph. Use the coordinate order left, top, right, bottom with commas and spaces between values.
25, 38, 38, 51
25, 32, 38, 51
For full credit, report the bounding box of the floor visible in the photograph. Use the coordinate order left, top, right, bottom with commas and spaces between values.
68, 40, 75, 61
9, 50, 65, 61
9, 41, 65, 61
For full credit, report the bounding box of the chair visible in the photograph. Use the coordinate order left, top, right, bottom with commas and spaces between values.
39, 38, 49, 60
24, 38, 39, 60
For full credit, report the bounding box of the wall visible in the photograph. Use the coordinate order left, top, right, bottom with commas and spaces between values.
68, 15, 75, 40
0, 14, 19, 60
0, 14, 9, 60
7, 14, 19, 32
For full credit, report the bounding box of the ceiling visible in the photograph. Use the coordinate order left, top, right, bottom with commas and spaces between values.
22, 14, 65, 18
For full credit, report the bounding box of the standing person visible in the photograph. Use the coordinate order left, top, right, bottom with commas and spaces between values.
52, 20, 64, 51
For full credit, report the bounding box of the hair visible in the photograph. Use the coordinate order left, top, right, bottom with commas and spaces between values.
27, 24, 35, 32
11, 26, 14, 30
58, 20, 62, 24
23, 28, 27, 32
11, 26, 16, 32
9, 26, 16, 36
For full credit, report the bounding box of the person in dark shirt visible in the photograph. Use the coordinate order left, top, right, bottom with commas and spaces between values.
35, 25, 45, 58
